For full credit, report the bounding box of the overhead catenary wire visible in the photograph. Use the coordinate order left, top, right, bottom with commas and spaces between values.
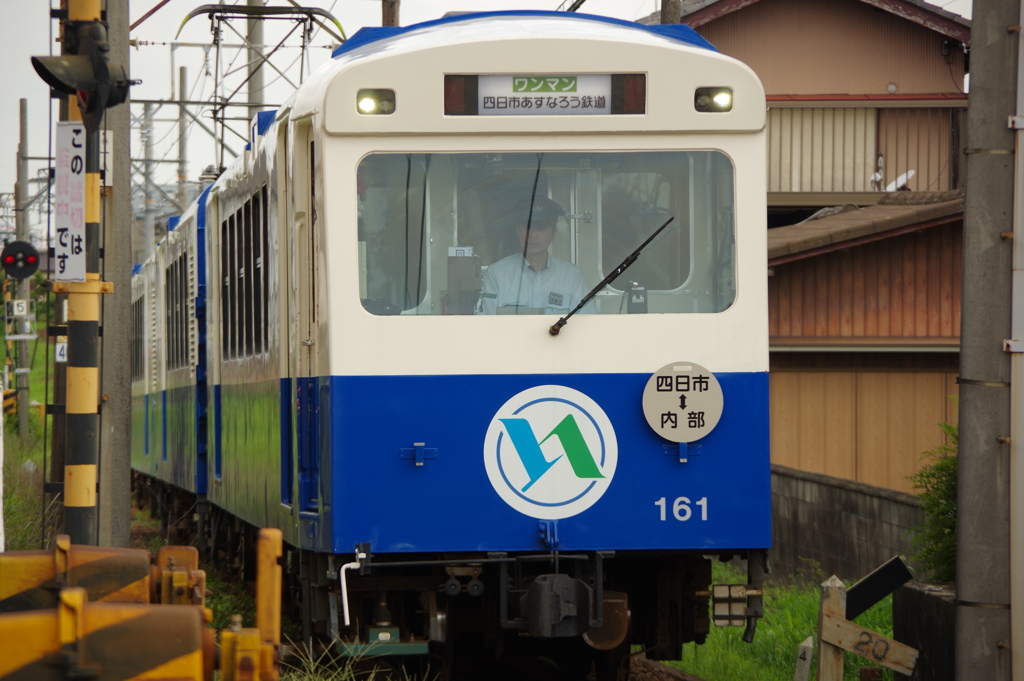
128, 1, 341, 209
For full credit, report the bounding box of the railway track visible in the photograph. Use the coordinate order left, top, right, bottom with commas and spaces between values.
444, 652, 706, 681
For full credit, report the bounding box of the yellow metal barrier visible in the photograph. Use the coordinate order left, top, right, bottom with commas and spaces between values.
0, 528, 283, 681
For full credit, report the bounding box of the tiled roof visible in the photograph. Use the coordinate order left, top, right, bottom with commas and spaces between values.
637, 0, 970, 41
767, 189, 964, 264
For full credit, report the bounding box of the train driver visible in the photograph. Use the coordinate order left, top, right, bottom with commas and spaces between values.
479, 197, 596, 315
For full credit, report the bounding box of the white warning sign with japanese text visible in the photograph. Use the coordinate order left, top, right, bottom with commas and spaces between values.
642, 361, 724, 443
55, 121, 86, 282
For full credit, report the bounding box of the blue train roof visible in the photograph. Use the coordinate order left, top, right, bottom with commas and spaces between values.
332, 10, 716, 59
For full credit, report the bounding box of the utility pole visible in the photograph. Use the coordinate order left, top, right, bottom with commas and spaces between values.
98, 0, 133, 548
955, 0, 1016, 678
15, 99, 30, 441
247, 0, 264, 120
660, 0, 680, 24
382, 0, 400, 27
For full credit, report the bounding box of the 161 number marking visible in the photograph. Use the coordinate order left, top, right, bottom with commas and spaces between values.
655, 497, 708, 521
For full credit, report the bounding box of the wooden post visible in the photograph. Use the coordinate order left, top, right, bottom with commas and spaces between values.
816, 573, 919, 677
818, 575, 846, 681
793, 635, 813, 681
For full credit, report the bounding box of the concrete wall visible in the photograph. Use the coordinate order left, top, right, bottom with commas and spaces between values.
772, 464, 925, 580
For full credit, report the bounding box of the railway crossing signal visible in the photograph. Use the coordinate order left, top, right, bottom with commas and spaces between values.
31, 8, 132, 133
0, 241, 40, 279
29, 0, 131, 546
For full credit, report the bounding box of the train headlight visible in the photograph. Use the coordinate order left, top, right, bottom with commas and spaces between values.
356, 89, 396, 115
694, 87, 733, 112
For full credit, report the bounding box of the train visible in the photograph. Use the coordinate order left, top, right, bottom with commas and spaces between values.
130, 10, 770, 680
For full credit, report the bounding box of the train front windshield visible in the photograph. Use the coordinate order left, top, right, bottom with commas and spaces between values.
357, 151, 735, 316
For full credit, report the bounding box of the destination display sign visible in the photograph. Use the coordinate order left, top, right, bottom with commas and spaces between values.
444, 74, 646, 116
478, 75, 612, 115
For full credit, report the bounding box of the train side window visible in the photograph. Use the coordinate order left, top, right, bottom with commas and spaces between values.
165, 259, 174, 369
131, 298, 141, 381
261, 185, 269, 353
235, 208, 245, 358
173, 257, 180, 368
180, 254, 189, 367
252, 190, 264, 354
221, 219, 229, 358
244, 199, 254, 356
228, 212, 238, 358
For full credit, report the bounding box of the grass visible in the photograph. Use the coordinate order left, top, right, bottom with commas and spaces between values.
669, 561, 895, 681
280, 642, 411, 681
2, 316, 61, 551
2, 410, 56, 551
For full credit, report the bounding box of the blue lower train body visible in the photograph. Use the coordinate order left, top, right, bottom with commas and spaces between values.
133, 370, 771, 555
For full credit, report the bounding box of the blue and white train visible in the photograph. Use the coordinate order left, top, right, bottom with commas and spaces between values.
131, 11, 769, 679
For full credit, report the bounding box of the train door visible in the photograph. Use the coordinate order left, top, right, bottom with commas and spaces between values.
276, 118, 294, 509
207, 193, 223, 485
292, 120, 320, 517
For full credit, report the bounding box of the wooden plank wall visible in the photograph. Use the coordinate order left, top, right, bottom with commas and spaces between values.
770, 370, 958, 493
768, 222, 962, 339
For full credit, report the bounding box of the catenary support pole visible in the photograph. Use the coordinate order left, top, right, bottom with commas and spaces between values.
247, 0, 264, 121
143, 102, 155, 263
15, 98, 30, 441
178, 67, 189, 209
98, 0, 132, 548
956, 0, 1016, 677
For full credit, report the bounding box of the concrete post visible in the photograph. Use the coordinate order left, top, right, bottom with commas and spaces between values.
956, 0, 1016, 676
143, 102, 155, 263
660, 0, 680, 24
178, 66, 189, 210
247, 0, 264, 122
97, 0, 132, 548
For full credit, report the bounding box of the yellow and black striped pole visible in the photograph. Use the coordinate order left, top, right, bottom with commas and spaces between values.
30, 0, 132, 545
55, 97, 110, 545
52, 0, 110, 545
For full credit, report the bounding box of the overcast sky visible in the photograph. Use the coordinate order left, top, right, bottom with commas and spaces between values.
0, 0, 974, 229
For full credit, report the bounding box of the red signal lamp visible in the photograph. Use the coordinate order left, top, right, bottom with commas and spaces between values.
0, 241, 40, 279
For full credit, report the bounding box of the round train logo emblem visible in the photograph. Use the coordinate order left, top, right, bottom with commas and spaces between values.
483, 386, 617, 519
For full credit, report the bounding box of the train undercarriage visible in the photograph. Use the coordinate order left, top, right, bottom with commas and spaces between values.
137, 476, 765, 681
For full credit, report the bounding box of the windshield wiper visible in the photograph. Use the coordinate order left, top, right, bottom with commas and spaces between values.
549, 216, 675, 336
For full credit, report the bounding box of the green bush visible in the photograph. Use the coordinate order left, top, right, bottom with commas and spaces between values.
908, 421, 958, 582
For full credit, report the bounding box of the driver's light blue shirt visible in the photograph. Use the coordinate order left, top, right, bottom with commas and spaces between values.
480, 254, 596, 315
